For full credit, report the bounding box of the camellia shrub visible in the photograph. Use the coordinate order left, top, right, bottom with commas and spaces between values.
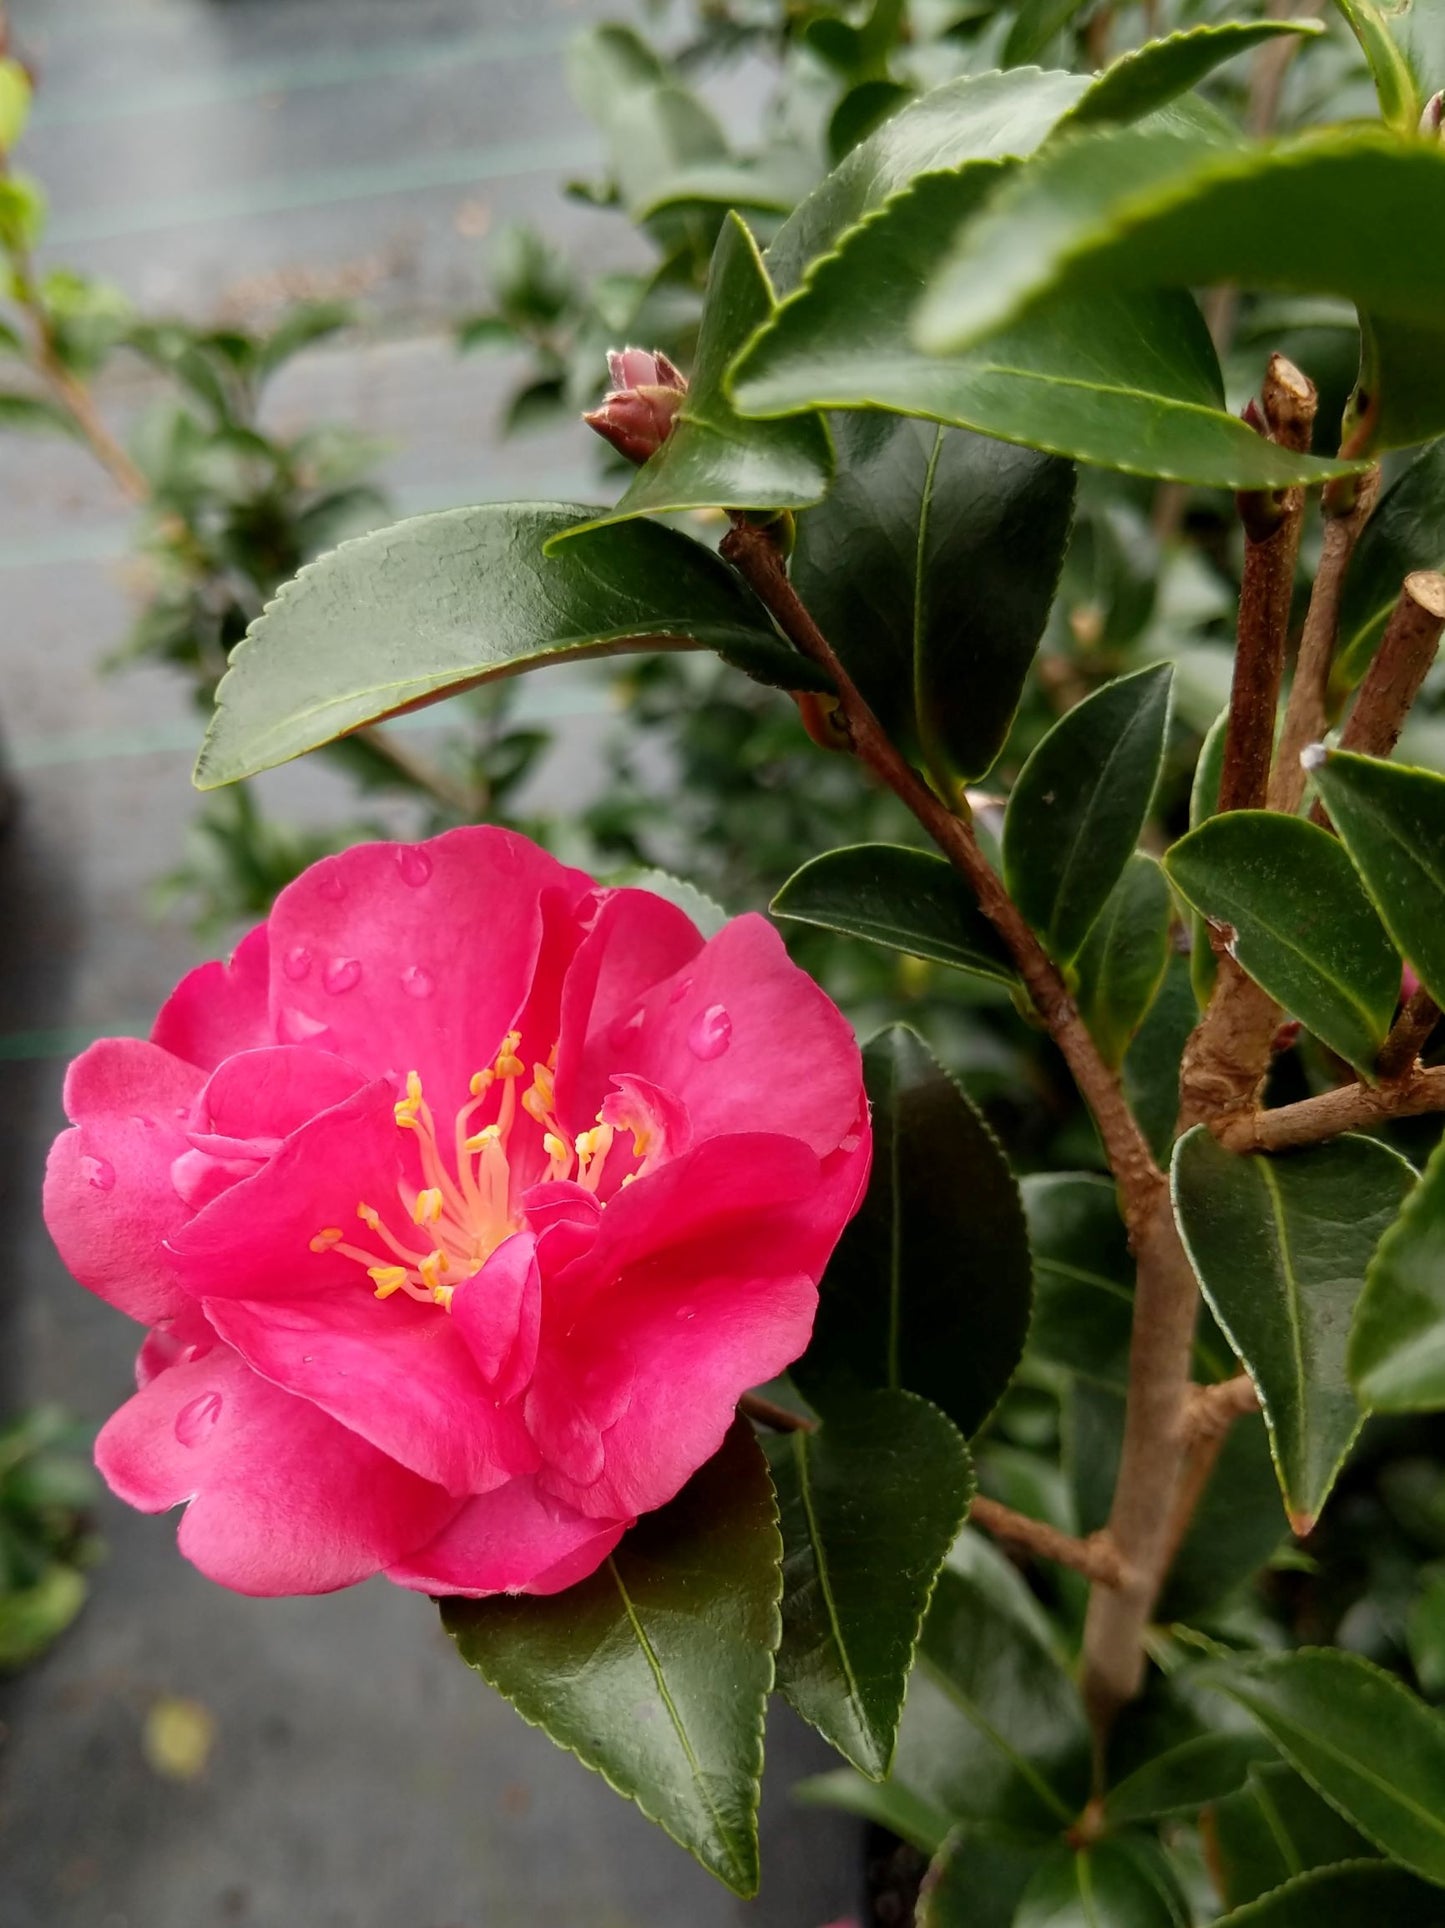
27, 0, 1445, 1921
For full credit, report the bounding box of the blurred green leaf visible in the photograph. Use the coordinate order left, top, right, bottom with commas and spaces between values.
1060, 22, 1327, 131
1222, 1863, 1445, 1926
1075, 852, 1174, 1070
1352, 1126, 1445, 1412
917, 1822, 1053, 1927
1336, 438, 1445, 689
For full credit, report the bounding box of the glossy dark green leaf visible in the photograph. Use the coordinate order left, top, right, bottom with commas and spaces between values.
1309, 750, 1445, 1010
797, 1026, 1032, 1437
1022, 1172, 1135, 1392
765, 1390, 974, 1778
556, 215, 831, 541
1075, 853, 1174, 1070
735, 164, 1349, 489
1159, 1410, 1289, 1620
1351, 1126, 1445, 1411
196, 506, 826, 786
901, 1535, 1094, 1829
1173, 1128, 1414, 1530
1163, 813, 1399, 1077
1334, 0, 1422, 130
1123, 952, 1195, 1163
1205, 1649, 1445, 1885
1210, 1762, 1380, 1909
793, 1765, 952, 1855
770, 842, 1015, 985
1060, 21, 1326, 130
913, 126, 1445, 455
442, 1419, 779, 1897
1104, 1730, 1276, 1826
1013, 1836, 1190, 1926
764, 67, 1089, 294
1004, 663, 1172, 964
1336, 438, 1445, 688
917, 1823, 1054, 1928
789, 412, 1075, 781
1222, 1862, 1445, 1926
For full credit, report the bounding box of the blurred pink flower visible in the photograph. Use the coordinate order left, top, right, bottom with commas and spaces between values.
46, 828, 869, 1598
583, 345, 687, 465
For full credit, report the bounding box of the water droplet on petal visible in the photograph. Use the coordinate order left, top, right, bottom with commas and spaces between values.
397, 845, 433, 887
687, 1003, 732, 1061
278, 1006, 331, 1046
81, 1155, 115, 1192
839, 1133, 861, 1154
609, 1004, 647, 1048
317, 870, 347, 902
401, 964, 435, 1000
323, 956, 362, 995
283, 946, 312, 982
667, 975, 694, 1006
674, 1303, 696, 1322
174, 1392, 222, 1447
131, 1114, 157, 1131
301, 1354, 315, 1365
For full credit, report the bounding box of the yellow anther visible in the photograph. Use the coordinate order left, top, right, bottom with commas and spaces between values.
495, 1030, 525, 1078
406, 1071, 423, 1103
543, 1132, 569, 1162
532, 1063, 555, 1104
394, 1100, 419, 1129
469, 1068, 494, 1098
620, 1171, 636, 1188
432, 1283, 454, 1310
464, 1124, 502, 1152
575, 1127, 604, 1160
369, 1265, 409, 1300
419, 1249, 449, 1292
522, 1086, 550, 1124
309, 1227, 342, 1252
413, 1187, 444, 1225
357, 1203, 381, 1230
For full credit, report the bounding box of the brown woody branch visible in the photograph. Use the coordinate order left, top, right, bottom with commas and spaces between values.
1378, 984, 1442, 1082
1216, 1062, 1445, 1153
1336, 568, 1445, 764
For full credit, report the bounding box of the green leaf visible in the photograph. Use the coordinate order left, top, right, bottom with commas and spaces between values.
764, 67, 1089, 295
0, 56, 32, 154
1013, 1836, 1190, 1926
196, 505, 826, 787
789, 412, 1075, 781
1004, 0, 1090, 69
793, 1765, 952, 1856
1210, 1762, 1380, 1908
1204, 1649, 1445, 1887
442, 1418, 779, 1897
1163, 813, 1399, 1078
1409, 1565, 1445, 1697
902, 1535, 1094, 1829
913, 126, 1445, 454
0, 392, 81, 438
797, 1025, 1032, 1437
1075, 853, 1174, 1070
1104, 1730, 1276, 1826
1309, 750, 1445, 1010
566, 25, 728, 231
735, 163, 1351, 489
1351, 1126, 1445, 1411
1336, 438, 1445, 689
1059, 22, 1327, 131
0, 1562, 87, 1670
917, 1822, 1054, 1928
555, 215, 831, 542
766, 1389, 974, 1778
1003, 662, 1172, 964
1172, 1128, 1415, 1530
1333, 0, 1422, 131
1123, 952, 1195, 1163
1222, 1862, 1445, 1926
770, 842, 1016, 986
1158, 1409, 1289, 1620
1022, 1172, 1135, 1392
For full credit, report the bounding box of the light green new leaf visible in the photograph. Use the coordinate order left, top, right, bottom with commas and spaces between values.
1013, 1836, 1190, 1927
1309, 750, 1445, 1010
1333, 0, 1422, 131
196, 505, 827, 787
442, 1419, 779, 1897
1059, 21, 1326, 131
771, 842, 1016, 985
914, 126, 1445, 453
1173, 1128, 1415, 1530
1074, 852, 1174, 1069
735, 163, 1353, 488
1222, 1862, 1445, 1926
1352, 1127, 1445, 1411
554, 215, 831, 541
1205, 1649, 1445, 1886
1336, 438, 1445, 689
789, 412, 1075, 781
917, 1823, 1055, 1928
764, 67, 1089, 294
797, 1026, 1032, 1437
766, 1389, 974, 1778
1163, 812, 1399, 1077
1004, 662, 1172, 964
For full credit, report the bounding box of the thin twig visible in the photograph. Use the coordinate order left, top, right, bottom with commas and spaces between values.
1216, 1062, 1445, 1152
1379, 985, 1442, 1081
970, 1496, 1127, 1589
1161, 1377, 1262, 1574
1335, 569, 1445, 764
1269, 464, 1381, 814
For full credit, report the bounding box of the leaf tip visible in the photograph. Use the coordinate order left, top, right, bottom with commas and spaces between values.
1289, 1508, 1317, 1539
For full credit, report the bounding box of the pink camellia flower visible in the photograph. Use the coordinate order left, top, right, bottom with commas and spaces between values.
583, 346, 688, 466
45, 828, 869, 1599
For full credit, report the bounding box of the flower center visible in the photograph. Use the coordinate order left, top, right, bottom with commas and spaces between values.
308, 1032, 616, 1310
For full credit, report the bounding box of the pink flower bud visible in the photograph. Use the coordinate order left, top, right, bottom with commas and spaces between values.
583, 345, 687, 466
1421, 90, 1444, 137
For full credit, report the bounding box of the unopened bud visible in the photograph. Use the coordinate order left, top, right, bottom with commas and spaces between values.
582, 346, 687, 466
1240, 394, 1267, 436
1421, 90, 1444, 136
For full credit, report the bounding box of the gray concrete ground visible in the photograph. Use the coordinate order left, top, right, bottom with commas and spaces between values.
0, 2, 861, 1921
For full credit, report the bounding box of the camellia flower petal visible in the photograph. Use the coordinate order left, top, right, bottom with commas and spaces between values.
45, 827, 871, 1599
